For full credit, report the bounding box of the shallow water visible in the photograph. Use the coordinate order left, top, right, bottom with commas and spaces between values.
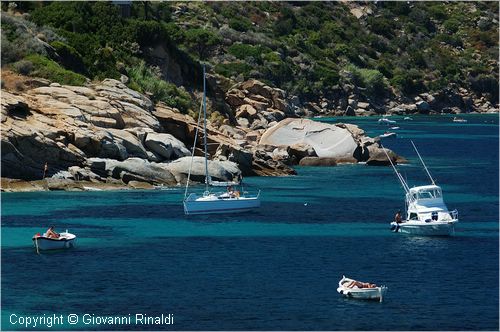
1, 114, 498, 330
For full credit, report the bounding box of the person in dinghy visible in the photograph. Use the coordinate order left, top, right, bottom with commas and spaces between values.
345, 280, 377, 289
45, 226, 60, 239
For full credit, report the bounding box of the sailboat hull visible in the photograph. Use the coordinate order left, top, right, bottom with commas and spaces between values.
184, 195, 261, 215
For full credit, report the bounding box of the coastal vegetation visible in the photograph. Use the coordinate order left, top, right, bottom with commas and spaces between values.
1, 1, 498, 113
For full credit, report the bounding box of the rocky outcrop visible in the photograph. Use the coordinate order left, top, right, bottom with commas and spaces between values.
1, 75, 294, 188
258, 118, 401, 166
225, 79, 293, 131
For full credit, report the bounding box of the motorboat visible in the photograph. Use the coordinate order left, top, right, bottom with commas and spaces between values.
404, 117, 413, 120
390, 185, 459, 236
379, 132, 396, 138
389, 126, 400, 130
453, 117, 467, 123
385, 141, 458, 236
183, 65, 261, 215
378, 118, 397, 125
337, 276, 387, 302
32, 230, 76, 251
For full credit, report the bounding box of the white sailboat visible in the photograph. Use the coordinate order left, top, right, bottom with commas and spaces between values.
183, 65, 261, 215
385, 141, 458, 236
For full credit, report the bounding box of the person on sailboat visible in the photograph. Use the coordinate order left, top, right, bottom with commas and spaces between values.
394, 210, 403, 223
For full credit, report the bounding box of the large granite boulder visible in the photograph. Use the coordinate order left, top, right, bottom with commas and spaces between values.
259, 118, 358, 159
144, 132, 190, 160
163, 156, 241, 183
86, 157, 176, 185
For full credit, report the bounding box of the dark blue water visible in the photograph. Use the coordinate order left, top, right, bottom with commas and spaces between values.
1, 114, 498, 330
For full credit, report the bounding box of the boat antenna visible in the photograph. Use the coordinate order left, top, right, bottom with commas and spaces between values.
410, 140, 435, 185
382, 145, 411, 196
183, 90, 204, 200
202, 64, 209, 193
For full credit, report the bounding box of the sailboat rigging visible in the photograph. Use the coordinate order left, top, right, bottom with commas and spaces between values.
183, 65, 261, 215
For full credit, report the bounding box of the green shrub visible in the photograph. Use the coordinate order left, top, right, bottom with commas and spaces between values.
228, 43, 261, 59
214, 62, 252, 78
443, 18, 460, 33
127, 60, 192, 113
23, 54, 87, 85
184, 28, 221, 60
50, 40, 86, 74
263, 51, 281, 63
390, 68, 424, 95
12, 60, 34, 75
229, 17, 252, 32
347, 64, 387, 95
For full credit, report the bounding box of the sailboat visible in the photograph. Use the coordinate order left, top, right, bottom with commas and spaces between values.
385, 141, 458, 236
183, 65, 261, 215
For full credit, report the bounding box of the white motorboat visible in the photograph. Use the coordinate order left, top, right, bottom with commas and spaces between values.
404, 117, 413, 120
389, 126, 400, 130
337, 276, 387, 302
183, 65, 261, 215
385, 141, 458, 236
453, 117, 467, 123
32, 230, 76, 251
379, 132, 396, 138
378, 118, 397, 125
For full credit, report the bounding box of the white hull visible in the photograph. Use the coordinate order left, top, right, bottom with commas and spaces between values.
184, 193, 260, 215
391, 220, 457, 236
32, 232, 76, 250
337, 276, 387, 302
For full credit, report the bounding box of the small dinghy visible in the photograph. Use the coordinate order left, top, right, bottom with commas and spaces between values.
378, 118, 397, 125
32, 229, 76, 252
337, 276, 387, 302
379, 132, 397, 138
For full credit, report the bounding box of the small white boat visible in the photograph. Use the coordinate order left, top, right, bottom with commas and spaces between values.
379, 132, 397, 138
208, 175, 241, 187
385, 141, 458, 236
378, 118, 397, 125
404, 117, 413, 120
453, 117, 467, 123
32, 230, 76, 251
337, 276, 387, 302
389, 126, 400, 130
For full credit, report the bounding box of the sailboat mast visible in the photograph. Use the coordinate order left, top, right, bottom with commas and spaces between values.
410, 140, 435, 185
203, 64, 209, 192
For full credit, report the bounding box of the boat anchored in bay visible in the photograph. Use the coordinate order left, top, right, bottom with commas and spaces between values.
33, 227, 76, 253
337, 275, 387, 302
385, 141, 458, 236
183, 65, 261, 215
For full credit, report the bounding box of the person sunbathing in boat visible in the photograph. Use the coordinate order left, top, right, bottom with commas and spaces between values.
45, 226, 60, 239
394, 210, 403, 223
345, 280, 377, 289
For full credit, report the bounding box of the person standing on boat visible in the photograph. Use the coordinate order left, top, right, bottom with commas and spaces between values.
43, 162, 48, 179
394, 210, 403, 223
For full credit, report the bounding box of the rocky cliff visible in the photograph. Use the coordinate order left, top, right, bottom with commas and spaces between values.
1, 72, 402, 191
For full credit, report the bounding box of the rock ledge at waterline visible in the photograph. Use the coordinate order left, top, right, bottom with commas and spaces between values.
1, 76, 402, 192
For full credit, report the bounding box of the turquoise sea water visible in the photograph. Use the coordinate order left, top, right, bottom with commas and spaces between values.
1, 114, 498, 330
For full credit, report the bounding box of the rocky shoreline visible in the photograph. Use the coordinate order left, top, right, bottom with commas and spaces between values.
2, 71, 481, 193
